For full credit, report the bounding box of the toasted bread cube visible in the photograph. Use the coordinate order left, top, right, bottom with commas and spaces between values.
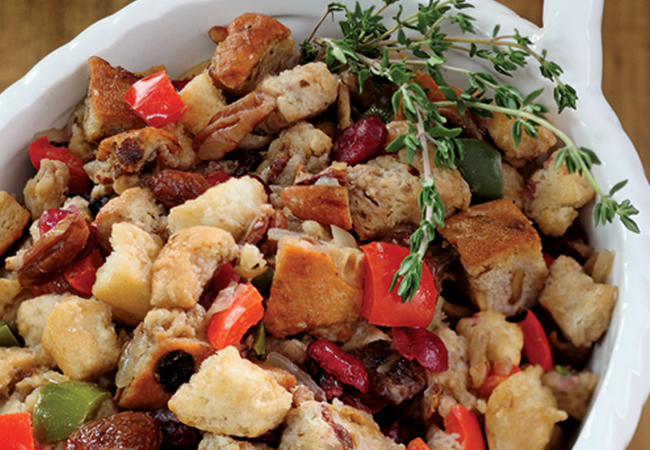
0, 346, 52, 396
486, 366, 567, 450
150, 226, 238, 309
41, 297, 120, 381
169, 346, 292, 438
487, 111, 557, 162
82, 56, 146, 142
501, 162, 525, 209
438, 199, 548, 316
92, 223, 162, 325
279, 399, 403, 450
179, 72, 227, 135
524, 151, 596, 237
542, 368, 599, 420
264, 235, 364, 338
23, 159, 69, 220
0, 191, 30, 256
209, 13, 294, 97
16, 294, 67, 348
281, 185, 352, 230
539, 255, 617, 347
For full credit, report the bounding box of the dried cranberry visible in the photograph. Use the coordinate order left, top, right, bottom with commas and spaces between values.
392, 327, 448, 372
308, 339, 370, 394
153, 409, 202, 450
315, 370, 344, 400
381, 417, 421, 445
331, 116, 388, 165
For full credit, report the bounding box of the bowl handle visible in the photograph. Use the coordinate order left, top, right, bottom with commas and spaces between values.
537, 0, 604, 88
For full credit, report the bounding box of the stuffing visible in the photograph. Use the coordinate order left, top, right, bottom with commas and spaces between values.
256, 121, 332, 187
115, 305, 213, 410
169, 346, 292, 438
501, 162, 525, 209
0, 346, 52, 397
167, 176, 269, 241
438, 199, 548, 316
23, 159, 69, 220
542, 368, 599, 420
66, 104, 95, 161
281, 184, 352, 230
347, 155, 421, 240
258, 62, 339, 133
264, 235, 364, 338
0, 369, 69, 415
92, 223, 163, 325
456, 311, 524, 388
16, 294, 68, 348
425, 426, 463, 450
150, 226, 239, 309
539, 255, 617, 347
62, 196, 92, 222
92, 187, 167, 252
485, 365, 567, 450
82, 56, 147, 142
199, 434, 273, 450
0, 191, 30, 256
524, 151, 596, 237
0, 277, 21, 323
41, 296, 120, 381
209, 13, 295, 97
279, 399, 404, 450
179, 71, 227, 135
487, 111, 557, 162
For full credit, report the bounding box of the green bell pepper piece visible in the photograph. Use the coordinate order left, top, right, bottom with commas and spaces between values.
456, 138, 504, 203
32, 380, 108, 443
252, 322, 266, 356
251, 266, 274, 298
0, 320, 21, 347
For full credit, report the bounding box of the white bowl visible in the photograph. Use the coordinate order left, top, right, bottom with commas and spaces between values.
1, 1, 649, 449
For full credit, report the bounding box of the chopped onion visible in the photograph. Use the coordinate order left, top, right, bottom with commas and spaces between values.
265, 351, 325, 401
331, 225, 358, 248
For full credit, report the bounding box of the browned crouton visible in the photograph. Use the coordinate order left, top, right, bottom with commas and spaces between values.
281, 184, 352, 230
0, 191, 30, 256
264, 235, 364, 338
178, 72, 227, 135
23, 159, 69, 219
487, 111, 557, 163
209, 13, 295, 97
438, 199, 548, 316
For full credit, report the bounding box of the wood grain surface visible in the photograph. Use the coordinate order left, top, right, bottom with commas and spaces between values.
0, 1, 648, 449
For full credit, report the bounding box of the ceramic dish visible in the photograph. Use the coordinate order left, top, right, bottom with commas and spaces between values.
1, 0, 650, 449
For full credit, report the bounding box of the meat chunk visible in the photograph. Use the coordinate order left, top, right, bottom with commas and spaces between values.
178, 71, 227, 135
115, 306, 214, 410
438, 199, 548, 316
23, 159, 69, 219
169, 346, 292, 438
92, 223, 163, 325
539, 255, 617, 347
209, 13, 295, 97
524, 150, 596, 237
259, 62, 339, 133
487, 111, 557, 163
264, 235, 364, 338
41, 297, 120, 381
150, 226, 239, 309
0, 191, 30, 256
485, 366, 567, 450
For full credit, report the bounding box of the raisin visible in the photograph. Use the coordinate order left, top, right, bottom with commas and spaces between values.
331, 116, 388, 165
154, 350, 195, 394
88, 195, 114, 218
66, 411, 162, 450
153, 409, 202, 450
149, 169, 211, 209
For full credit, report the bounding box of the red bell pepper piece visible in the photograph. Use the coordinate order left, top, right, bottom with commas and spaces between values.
444, 405, 486, 450
475, 361, 520, 397
519, 310, 554, 372
207, 283, 264, 351
307, 339, 370, 394
392, 327, 448, 372
542, 252, 555, 269
406, 437, 431, 450
0, 412, 36, 450
206, 171, 232, 186
124, 71, 187, 128
28, 137, 89, 195
64, 249, 104, 296
38, 208, 74, 235
360, 242, 437, 328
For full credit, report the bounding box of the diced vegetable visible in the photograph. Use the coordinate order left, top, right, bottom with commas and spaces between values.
205, 171, 232, 186
475, 362, 520, 397
0, 412, 35, 450
519, 310, 554, 371
392, 327, 448, 372
361, 242, 437, 328
28, 137, 89, 195
64, 249, 104, 296
32, 380, 109, 443
0, 320, 21, 347
38, 208, 74, 234
207, 283, 264, 351
124, 71, 187, 128
252, 322, 266, 356
307, 339, 370, 394
406, 437, 431, 450
209, 262, 241, 294
444, 404, 486, 450
456, 139, 504, 203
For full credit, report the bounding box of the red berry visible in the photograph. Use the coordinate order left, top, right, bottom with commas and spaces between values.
332, 116, 388, 165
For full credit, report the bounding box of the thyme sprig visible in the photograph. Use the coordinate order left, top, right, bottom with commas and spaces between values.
302, 0, 640, 301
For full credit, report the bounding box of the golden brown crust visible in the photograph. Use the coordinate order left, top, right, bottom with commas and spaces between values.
281, 185, 352, 230
209, 13, 294, 96
0, 191, 30, 257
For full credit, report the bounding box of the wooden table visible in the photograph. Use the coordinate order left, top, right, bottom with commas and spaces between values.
0, 1, 649, 449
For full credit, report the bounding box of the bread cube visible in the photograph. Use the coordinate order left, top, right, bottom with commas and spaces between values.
23, 159, 69, 220
0, 346, 52, 396
179, 72, 227, 135
16, 294, 67, 347
487, 111, 557, 162
438, 199, 548, 316
0, 191, 30, 256
542, 368, 599, 420
539, 255, 617, 347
